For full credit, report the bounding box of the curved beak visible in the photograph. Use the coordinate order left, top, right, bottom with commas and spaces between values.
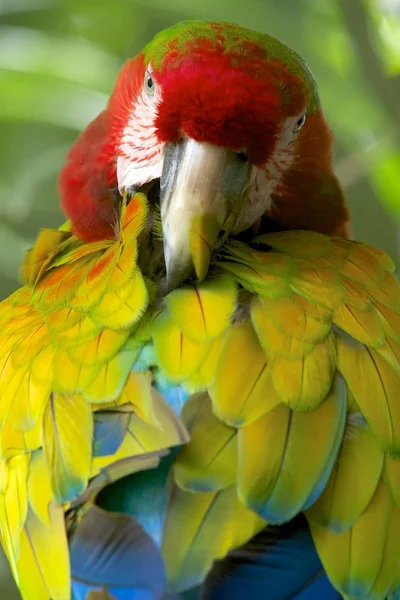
160, 138, 252, 290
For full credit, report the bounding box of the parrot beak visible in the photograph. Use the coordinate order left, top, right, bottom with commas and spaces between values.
160, 138, 252, 289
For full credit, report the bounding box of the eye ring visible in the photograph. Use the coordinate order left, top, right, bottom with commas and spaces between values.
293, 112, 306, 132
144, 72, 155, 96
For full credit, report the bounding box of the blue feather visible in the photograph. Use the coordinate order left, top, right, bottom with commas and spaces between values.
259, 375, 348, 523
153, 372, 190, 417
70, 504, 166, 599
93, 412, 130, 457
201, 520, 341, 600
133, 343, 157, 372
97, 455, 176, 548
302, 376, 348, 512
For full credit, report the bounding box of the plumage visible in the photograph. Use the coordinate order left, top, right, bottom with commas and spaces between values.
174, 393, 237, 492
164, 275, 237, 343
237, 375, 346, 522
18, 505, 70, 600
69, 505, 167, 600
43, 393, 93, 503
152, 311, 210, 382
202, 521, 341, 600
209, 320, 280, 426
310, 480, 400, 599
162, 485, 266, 593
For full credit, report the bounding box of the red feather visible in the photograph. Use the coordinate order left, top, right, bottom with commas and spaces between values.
155, 51, 282, 166
59, 56, 146, 242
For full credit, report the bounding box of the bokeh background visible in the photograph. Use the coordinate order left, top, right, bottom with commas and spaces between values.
0, 0, 400, 596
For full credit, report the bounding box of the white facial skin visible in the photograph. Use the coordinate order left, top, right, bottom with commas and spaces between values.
116, 66, 307, 232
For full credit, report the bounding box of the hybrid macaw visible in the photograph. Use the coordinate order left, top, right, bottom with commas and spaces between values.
0, 19, 399, 600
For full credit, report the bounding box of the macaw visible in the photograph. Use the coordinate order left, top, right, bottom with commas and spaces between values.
0, 19, 399, 600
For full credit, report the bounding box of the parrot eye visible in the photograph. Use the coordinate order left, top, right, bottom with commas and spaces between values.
144, 72, 155, 96
293, 112, 306, 132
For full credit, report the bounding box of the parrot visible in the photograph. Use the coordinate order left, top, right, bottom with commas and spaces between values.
0, 18, 400, 600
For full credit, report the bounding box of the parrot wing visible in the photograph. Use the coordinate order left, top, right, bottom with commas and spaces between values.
157, 231, 400, 599
0, 193, 188, 600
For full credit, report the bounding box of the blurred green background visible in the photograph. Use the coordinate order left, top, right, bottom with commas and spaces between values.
0, 0, 399, 596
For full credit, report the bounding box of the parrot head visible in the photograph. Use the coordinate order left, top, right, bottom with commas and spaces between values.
59, 20, 349, 287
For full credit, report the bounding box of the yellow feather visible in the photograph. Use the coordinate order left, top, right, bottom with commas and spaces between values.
162, 485, 266, 593
333, 303, 385, 347
179, 391, 206, 428
224, 240, 291, 267
109, 239, 138, 290
309, 479, 395, 598
368, 501, 400, 599
0, 459, 9, 493
365, 271, 400, 309
384, 456, 400, 508
307, 418, 383, 531
376, 337, 400, 379
375, 301, 400, 343
342, 277, 371, 310
1, 418, 41, 459
0, 454, 29, 567
0, 306, 39, 337
220, 260, 290, 297
261, 295, 331, 344
174, 393, 237, 492
82, 340, 142, 403
337, 335, 400, 454
10, 343, 48, 373
291, 271, 345, 310
120, 192, 148, 240
0, 364, 29, 424
27, 451, 53, 527
52, 349, 101, 393
29, 345, 55, 385
5, 369, 51, 431
42, 393, 93, 503
293, 294, 332, 322
342, 244, 386, 287
255, 230, 334, 258
152, 311, 210, 382
270, 333, 336, 410
251, 296, 314, 359
5, 287, 31, 308
69, 328, 131, 366
68, 244, 120, 311
210, 321, 279, 426
91, 268, 148, 329
21, 229, 71, 286
15, 528, 49, 600
117, 371, 158, 426
165, 275, 237, 342
32, 255, 98, 310
18, 504, 70, 600
296, 260, 341, 287
238, 377, 345, 522
49, 238, 110, 267
185, 336, 223, 392
50, 315, 101, 350
362, 243, 395, 273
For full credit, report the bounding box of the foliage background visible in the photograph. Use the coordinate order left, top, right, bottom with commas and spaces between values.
0, 0, 399, 596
